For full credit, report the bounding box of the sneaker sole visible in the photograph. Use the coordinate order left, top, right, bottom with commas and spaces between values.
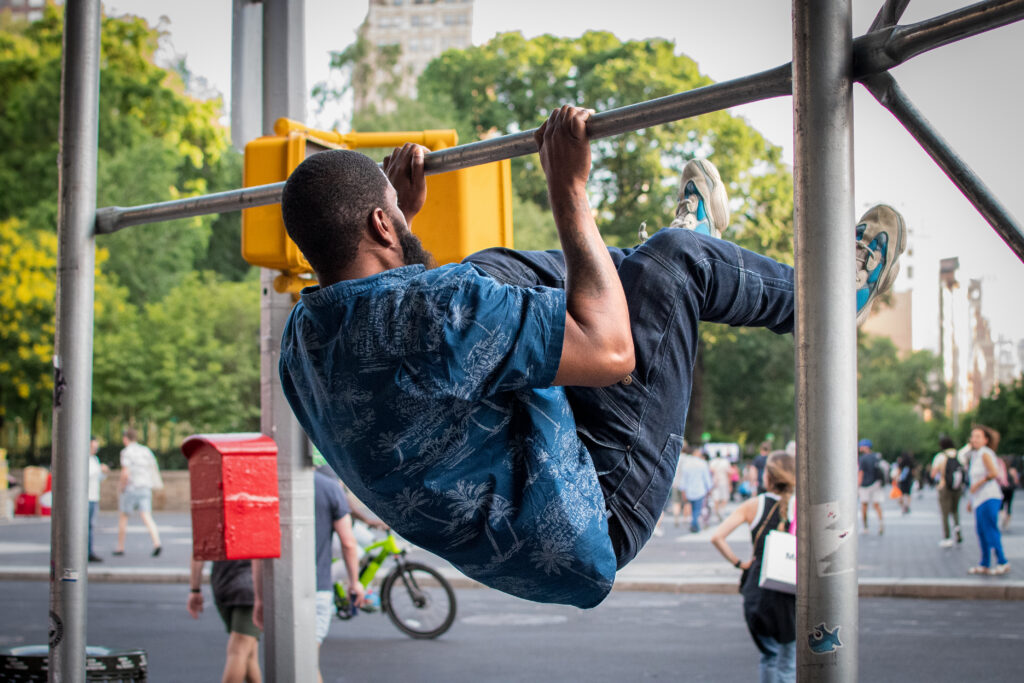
856, 204, 906, 325
678, 159, 730, 237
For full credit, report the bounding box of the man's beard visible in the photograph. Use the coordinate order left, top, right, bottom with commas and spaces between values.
399, 227, 436, 269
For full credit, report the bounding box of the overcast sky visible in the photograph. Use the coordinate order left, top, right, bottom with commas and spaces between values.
103, 0, 1024, 356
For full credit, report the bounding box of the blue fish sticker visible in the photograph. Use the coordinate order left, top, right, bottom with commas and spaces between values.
808, 623, 842, 654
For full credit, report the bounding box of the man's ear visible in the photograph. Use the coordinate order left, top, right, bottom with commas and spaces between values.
367, 207, 399, 248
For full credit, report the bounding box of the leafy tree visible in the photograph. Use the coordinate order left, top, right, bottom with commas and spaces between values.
0, 8, 255, 462
0, 5, 246, 302
699, 325, 796, 448
856, 333, 945, 459
138, 272, 260, 433
969, 379, 1024, 454
418, 31, 794, 255
0, 218, 123, 459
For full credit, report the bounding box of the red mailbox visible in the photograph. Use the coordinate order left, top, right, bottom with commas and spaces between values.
182, 433, 281, 560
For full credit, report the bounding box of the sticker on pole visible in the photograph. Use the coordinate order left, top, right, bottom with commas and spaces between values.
810, 500, 855, 577
48, 610, 63, 647
808, 622, 842, 654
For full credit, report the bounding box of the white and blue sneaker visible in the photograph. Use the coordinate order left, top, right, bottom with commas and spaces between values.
669, 158, 730, 238
855, 204, 906, 325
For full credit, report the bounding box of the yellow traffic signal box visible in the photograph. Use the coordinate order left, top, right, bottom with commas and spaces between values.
241, 119, 513, 275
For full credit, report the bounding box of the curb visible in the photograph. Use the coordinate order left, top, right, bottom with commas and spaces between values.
3, 566, 1022, 600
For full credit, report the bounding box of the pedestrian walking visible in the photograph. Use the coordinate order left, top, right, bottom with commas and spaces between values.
113, 428, 162, 557
87, 436, 109, 562
188, 559, 262, 683
929, 436, 965, 548
711, 451, 796, 683
999, 455, 1018, 531
965, 425, 1010, 575
678, 448, 713, 533
857, 439, 885, 535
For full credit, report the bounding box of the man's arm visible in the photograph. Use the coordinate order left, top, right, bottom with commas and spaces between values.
252, 559, 263, 629
535, 106, 634, 387
334, 515, 366, 607
187, 559, 204, 618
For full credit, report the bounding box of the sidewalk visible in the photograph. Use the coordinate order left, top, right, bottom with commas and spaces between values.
2, 487, 1021, 599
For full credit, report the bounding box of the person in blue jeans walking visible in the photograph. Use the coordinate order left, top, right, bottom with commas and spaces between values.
965, 425, 1010, 575
278, 105, 905, 608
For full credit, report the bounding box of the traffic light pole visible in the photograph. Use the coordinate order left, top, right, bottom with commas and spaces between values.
48, 1, 101, 680
258, 1, 318, 681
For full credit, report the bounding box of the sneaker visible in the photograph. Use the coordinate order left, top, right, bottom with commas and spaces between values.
668, 159, 730, 239
938, 539, 954, 549
855, 204, 906, 325
967, 565, 990, 575
88, 554, 104, 563
990, 563, 1011, 575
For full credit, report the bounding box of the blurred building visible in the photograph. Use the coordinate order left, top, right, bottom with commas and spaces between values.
938, 257, 1001, 426
0, 0, 46, 23
355, 0, 474, 114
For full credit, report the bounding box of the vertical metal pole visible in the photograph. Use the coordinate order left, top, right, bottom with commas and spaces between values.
49, 1, 102, 680
793, 1, 858, 681
259, 1, 317, 681
231, 0, 263, 151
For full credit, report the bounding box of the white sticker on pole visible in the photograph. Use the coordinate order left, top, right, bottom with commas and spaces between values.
810, 501, 855, 577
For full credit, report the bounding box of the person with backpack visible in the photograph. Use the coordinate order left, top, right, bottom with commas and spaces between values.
857, 439, 885, 536
930, 436, 965, 548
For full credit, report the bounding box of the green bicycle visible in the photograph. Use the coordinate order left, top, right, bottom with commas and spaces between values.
333, 530, 457, 639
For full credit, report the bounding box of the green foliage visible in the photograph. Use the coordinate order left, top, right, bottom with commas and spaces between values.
858, 396, 937, 459
699, 325, 796, 448
856, 333, 945, 458
970, 379, 1024, 454
0, 8, 256, 461
418, 31, 793, 250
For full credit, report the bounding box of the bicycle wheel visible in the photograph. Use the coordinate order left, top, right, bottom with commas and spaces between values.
381, 561, 457, 639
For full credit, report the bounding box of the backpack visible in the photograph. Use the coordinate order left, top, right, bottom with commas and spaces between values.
944, 453, 964, 491
874, 457, 889, 486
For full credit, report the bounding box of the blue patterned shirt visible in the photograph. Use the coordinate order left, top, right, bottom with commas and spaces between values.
279, 263, 616, 608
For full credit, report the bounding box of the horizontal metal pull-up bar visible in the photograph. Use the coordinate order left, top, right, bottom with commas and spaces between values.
94, 0, 1024, 250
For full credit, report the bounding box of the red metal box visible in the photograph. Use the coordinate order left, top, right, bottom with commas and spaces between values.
182, 433, 281, 560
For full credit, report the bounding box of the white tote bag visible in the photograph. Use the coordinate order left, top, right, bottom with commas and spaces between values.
758, 529, 796, 594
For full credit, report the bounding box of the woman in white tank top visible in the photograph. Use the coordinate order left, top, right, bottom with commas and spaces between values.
964, 425, 1009, 575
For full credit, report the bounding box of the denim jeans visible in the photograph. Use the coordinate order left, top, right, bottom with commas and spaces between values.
688, 495, 705, 533
975, 497, 1008, 567
466, 228, 794, 567
755, 634, 797, 683
88, 500, 98, 556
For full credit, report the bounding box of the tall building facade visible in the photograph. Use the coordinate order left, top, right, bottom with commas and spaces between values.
938, 257, 1002, 425
0, 0, 46, 23
355, 0, 474, 114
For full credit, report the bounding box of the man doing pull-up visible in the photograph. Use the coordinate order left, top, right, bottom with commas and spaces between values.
278, 105, 904, 608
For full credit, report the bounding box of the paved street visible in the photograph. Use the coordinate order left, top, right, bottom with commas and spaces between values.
1, 581, 1021, 681
2, 487, 1023, 680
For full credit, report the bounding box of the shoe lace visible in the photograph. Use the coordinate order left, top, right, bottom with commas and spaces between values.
855, 237, 881, 288
669, 195, 700, 230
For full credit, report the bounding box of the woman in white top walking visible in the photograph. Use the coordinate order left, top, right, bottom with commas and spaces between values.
965, 424, 1009, 575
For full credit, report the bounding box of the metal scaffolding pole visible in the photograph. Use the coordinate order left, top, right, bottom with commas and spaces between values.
49, 0, 102, 680
259, 1, 317, 681
862, 71, 1024, 263
792, 1, 858, 681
